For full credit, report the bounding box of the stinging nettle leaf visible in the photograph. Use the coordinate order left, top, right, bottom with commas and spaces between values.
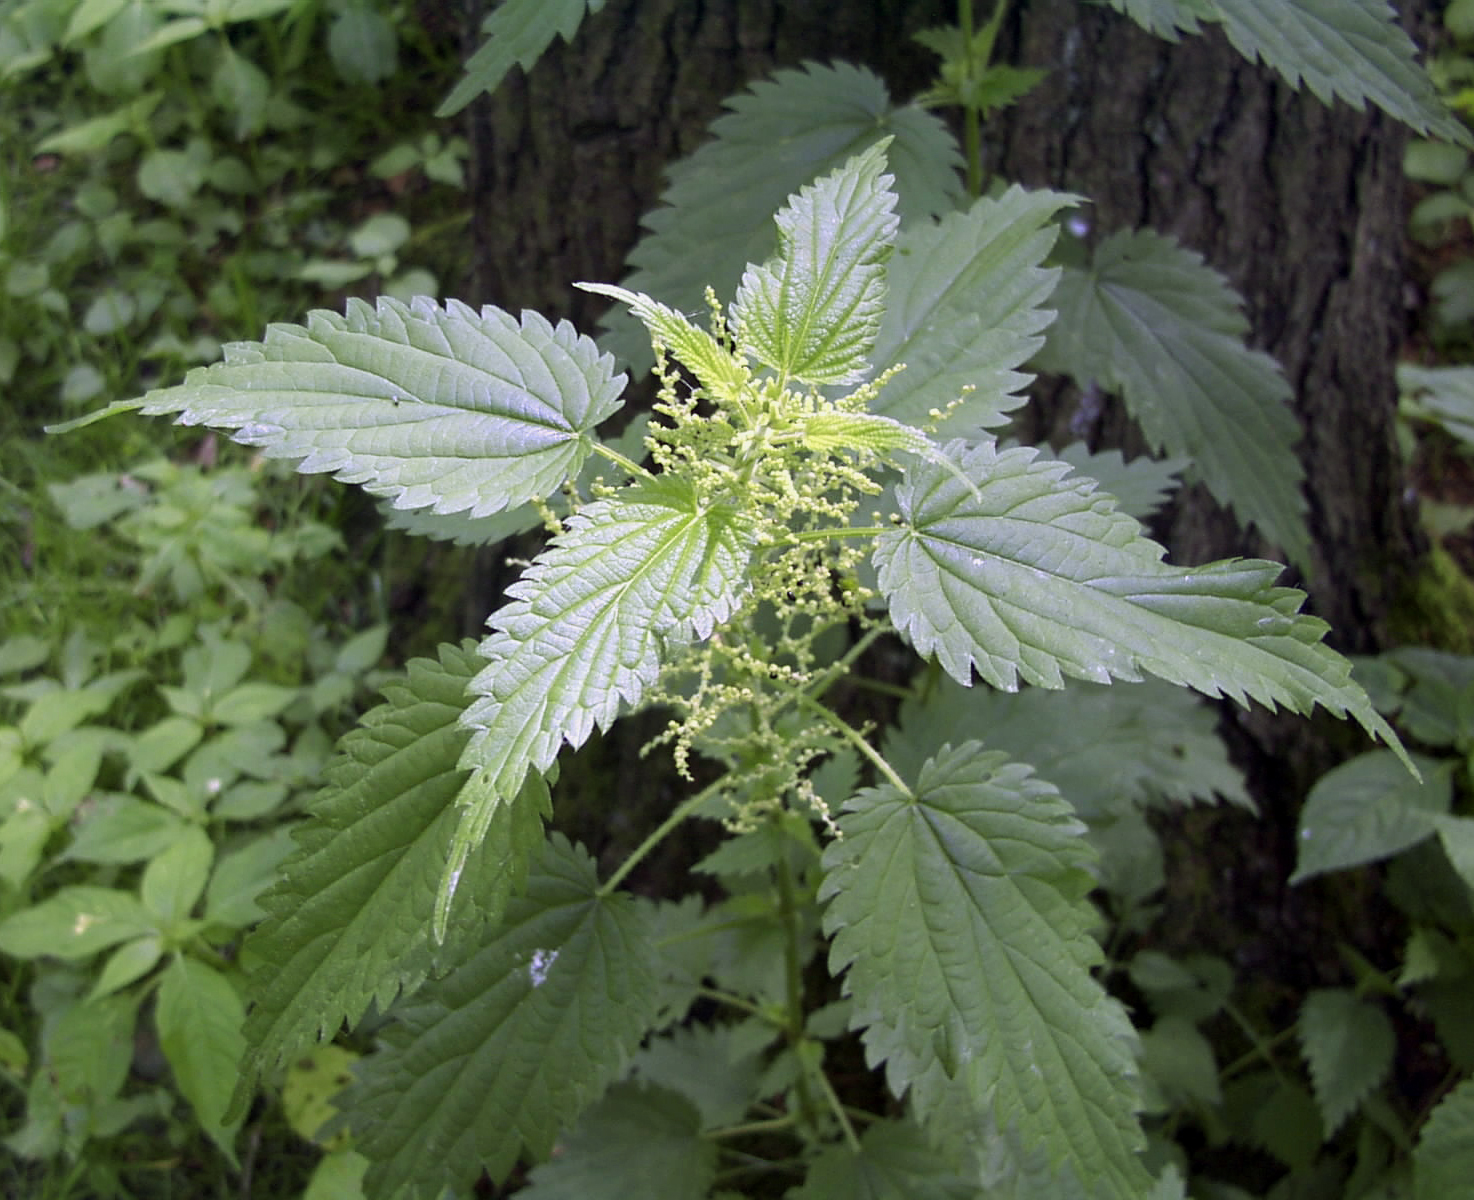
138, 296, 625, 521
603, 61, 964, 370
731, 139, 899, 386
1208, 0, 1470, 146
458, 474, 757, 804
1298, 988, 1394, 1135
874, 440, 1406, 765
233, 642, 549, 1112
868, 186, 1076, 436
437, 0, 604, 116
1414, 1077, 1474, 1200
820, 743, 1151, 1199
344, 835, 664, 1198
1291, 749, 1450, 884
1038, 229, 1310, 566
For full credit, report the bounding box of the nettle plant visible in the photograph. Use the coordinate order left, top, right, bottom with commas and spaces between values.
96, 136, 1421, 1199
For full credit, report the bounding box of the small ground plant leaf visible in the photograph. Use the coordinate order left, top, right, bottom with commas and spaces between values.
1038, 229, 1310, 565
731, 140, 898, 385
1298, 988, 1394, 1135
603, 61, 963, 368
868, 186, 1074, 434
519, 1083, 715, 1199
460, 474, 756, 801
138, 296, 625, 520
874, 440, 1404, 763
820, 743, 1151, 1199
343, 835, 663, 1198
1291, 750, 1450, 884
1414, 1077, 1474, 1200
437, 0, 602, 116
156, 956, 245, 1164
235, 642, 549, 1106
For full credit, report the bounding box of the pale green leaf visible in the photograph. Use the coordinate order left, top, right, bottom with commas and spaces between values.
61, 795, 185, 864
603, 62, 964, 369
1434, 814, 1474, 893
868, 186, 1074, 435
328, 5, 397, 86
791, 1118, 977, 1199
627, 1024, 765, 1129
731, 140, 898, 385
887, 675, 1249, 822
156, 956, 245, 1164
438, 0, 602, 115
458, 473, 756, 805
1414, 1078, 1474, 1200
520, 1083, 715, 1200
1052, 443, 1188, 520
819, 744, 1151, 1199
1100, 0, 1210, 39
1139, 1016, 1222, 1110
234, 643, 549, 1108
1209, 0, 1469, 145
576, 283, 748, 395
1291, 750, 1450, 884
0, 886, 155, 960
344, 835, 663, 1197
138, 296, 625, 520
140, 826, 212, 925
1038, 230, 1310, 565
1399, 364, 1474, 450
1298, 988, 1394, 1135
874, 440, 1403, 763
90, 934, 163, 1000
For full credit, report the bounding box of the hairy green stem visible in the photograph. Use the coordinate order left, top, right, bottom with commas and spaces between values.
960, 0, 983, 197
780, 682, 912, 798
598, 773, 727, 896
775, 838, 820, 1129
591, 441, 654, 481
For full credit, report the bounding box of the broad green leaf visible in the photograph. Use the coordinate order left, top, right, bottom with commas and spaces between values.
235, 643, 547, 1108
156, 956, 244, 1164
1101, 0, 1209, 39
603, 62, 964, 369
1298, 988, 1394, 1135
437, 0, 602, 116
868, 186, 1073, 435
874, 440, 1404, 764
627, 1024, 765, 1129
820, 744, 1150, 1199
0, 886, 155, 960
1209, 0, 1469, 145
1291, 750, 1450, 884
456, 474, 755, 844
790, 1118, 976, 1199
48, 993, 136, 1106
1434, 814, 1474, 894
1139, 1016, 1222, 1110
1414, 1078, 1474, 1200
344, 836, 663, 1197
203, 826, 297, 930
520, 1083, 715, 1200
731, 140, 898, 385
1038, 230, 1310, 566
888, 675, 1249, 822
1053, 443, 1188, 521
137, 297, 625, 520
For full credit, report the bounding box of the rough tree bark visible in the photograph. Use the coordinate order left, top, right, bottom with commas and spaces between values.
452, 1, 1437, 968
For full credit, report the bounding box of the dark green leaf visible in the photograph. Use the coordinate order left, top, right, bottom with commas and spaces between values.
346, 835, 663, 1197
